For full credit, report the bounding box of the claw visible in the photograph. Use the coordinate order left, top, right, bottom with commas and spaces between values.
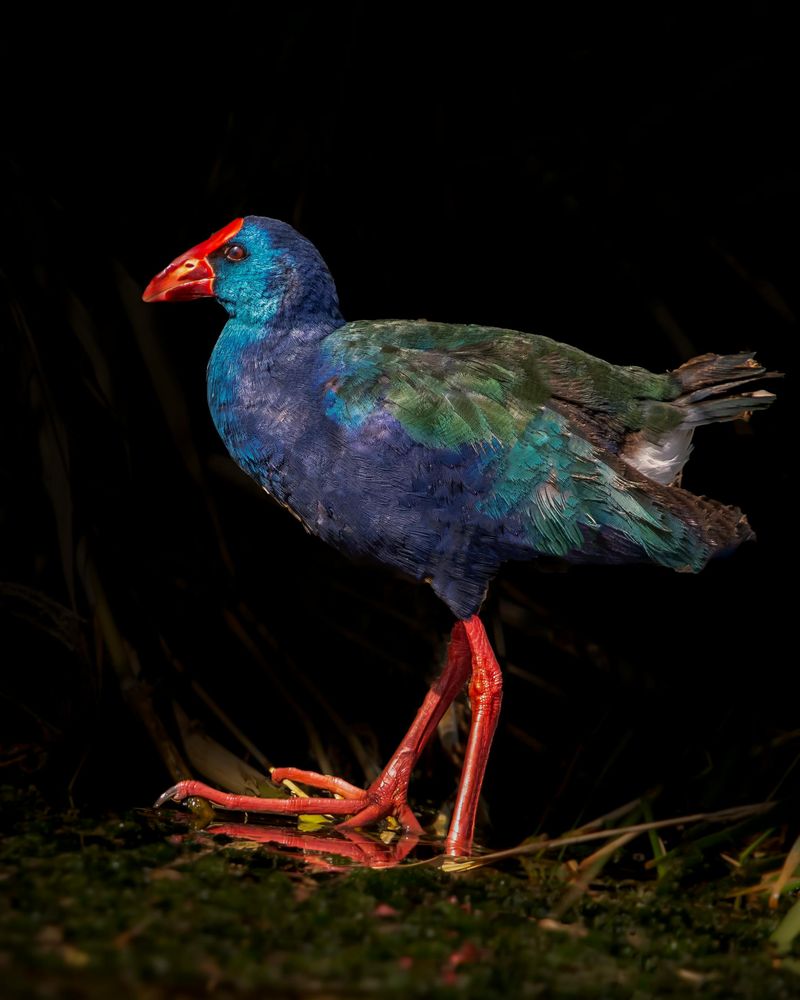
154, 782, 185, 808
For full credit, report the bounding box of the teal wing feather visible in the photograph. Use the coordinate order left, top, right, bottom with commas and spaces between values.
322, 320, 681, 446
475, 406, 713, 568
320, 320, 748, 572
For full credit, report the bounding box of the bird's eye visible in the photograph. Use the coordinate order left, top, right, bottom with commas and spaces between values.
223, 243, 247, 262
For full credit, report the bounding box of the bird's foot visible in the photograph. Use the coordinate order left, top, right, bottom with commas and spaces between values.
155, 762, 423, 836
272, 765, 425, 834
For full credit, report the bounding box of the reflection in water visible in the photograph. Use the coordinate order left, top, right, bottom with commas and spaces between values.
201, 820, 427, 870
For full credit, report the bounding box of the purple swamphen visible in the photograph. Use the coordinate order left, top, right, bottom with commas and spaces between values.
144, 216, 775, 856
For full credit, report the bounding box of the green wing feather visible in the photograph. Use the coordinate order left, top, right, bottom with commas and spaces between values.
323, 319, 681, 449
321, 320, 750, 572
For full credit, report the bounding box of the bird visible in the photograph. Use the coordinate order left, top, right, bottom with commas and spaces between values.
143, 216, 776, 856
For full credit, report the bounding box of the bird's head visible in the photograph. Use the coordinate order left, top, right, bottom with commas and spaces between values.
143, 216, 339, 323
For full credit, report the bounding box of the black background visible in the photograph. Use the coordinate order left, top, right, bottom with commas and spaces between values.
1, 6, 795, 846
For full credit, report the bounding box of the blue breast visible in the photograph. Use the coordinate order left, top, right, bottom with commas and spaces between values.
209, 321, 531, 616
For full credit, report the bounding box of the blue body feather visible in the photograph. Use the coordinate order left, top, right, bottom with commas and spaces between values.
203, 217, 771, 619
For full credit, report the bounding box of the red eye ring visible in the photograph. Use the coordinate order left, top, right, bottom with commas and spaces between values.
223, 243, 247, 262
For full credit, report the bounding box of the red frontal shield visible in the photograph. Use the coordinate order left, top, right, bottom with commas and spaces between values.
143, 218, 244, 302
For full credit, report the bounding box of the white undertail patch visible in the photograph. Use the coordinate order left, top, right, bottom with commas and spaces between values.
623, 428, 694, 486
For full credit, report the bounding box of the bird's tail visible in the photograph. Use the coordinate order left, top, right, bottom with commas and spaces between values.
672, 352, 779, 426
622, 350, 778, 493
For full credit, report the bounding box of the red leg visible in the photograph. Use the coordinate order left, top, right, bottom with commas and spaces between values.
337, 620, 472, 830
444, 616, 503, 857
157, 619, 473, 834
157, 616, 503, 856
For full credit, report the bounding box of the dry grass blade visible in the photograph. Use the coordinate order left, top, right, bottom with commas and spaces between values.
160, 636, 274, 775
116, 262, 234, 574
769, 834, 800, 910
77, 545, 189, 783
642, 798, 667, 880
64, 289, 115, 407
172, 702, 276, 797
167, 670, 308, 800
280, 660, 380, 783
223, 609, 333, 775
244, 605, 382, 782
316, 613, 422, 678
569, 797, 643, 836
551, 830, 640, 918
13, 300, 76, 608
0, 582, 84, 654
772, 897, 800, 960
442, 801, 775, 872
709, 237, 796, 323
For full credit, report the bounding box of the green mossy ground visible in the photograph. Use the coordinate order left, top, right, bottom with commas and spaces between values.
1, 789, 796, 999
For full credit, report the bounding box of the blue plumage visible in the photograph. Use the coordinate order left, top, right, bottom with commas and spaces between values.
193, 217, 774, 619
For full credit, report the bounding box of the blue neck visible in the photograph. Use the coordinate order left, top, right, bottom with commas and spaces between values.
219, 256, 343, 337
207, 258, 344, 490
